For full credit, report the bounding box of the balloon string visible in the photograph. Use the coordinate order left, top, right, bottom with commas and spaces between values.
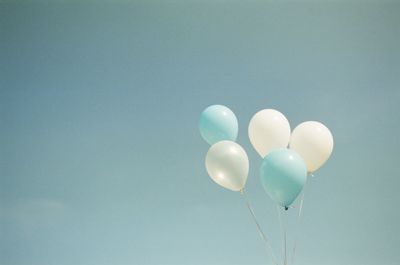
277, 205, 287, 265
290, 191, 305, 265
291, 174, 312, 265
284, 226, 287, 265
240, 189, 278, 265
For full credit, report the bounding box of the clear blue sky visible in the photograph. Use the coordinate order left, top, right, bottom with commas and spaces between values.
1, 1, 400, 265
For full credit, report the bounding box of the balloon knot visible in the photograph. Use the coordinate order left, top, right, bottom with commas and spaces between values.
285, 206, 289, 211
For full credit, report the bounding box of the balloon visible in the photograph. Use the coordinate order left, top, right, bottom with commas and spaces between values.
289, 121, 334, 172
248, 109, 291, 158
199, 105, 238, 145
260, 148, 307, 208
205, 140, 249, 191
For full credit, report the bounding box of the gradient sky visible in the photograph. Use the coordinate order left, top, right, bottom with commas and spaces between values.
1, 1, 400, 265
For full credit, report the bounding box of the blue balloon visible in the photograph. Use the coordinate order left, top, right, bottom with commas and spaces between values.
260, 148, 307, 208
199, 105, 238, 145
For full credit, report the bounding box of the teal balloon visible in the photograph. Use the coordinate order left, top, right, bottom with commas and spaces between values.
199, 105, 238, 145
260, 148, 307, 208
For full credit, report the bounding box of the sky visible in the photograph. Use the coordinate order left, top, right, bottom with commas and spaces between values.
1, 1, 400, 265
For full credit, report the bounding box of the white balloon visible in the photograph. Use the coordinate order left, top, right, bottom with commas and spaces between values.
248, 109, 291, 158
205, 141, 249, 191
289, 121, 334, 172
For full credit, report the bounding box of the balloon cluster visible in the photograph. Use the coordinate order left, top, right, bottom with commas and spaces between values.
199, 105, 334, 209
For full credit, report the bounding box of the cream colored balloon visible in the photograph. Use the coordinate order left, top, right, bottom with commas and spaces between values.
290, 121, 334, 172
205, 141, 249, 191
248, 109, 291, 158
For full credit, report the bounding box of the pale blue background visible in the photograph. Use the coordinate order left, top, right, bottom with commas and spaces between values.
1, 1, 400, 265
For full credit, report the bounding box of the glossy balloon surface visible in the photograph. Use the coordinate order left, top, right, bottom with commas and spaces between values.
248, 109, 291, 158
260, 148, 307, 207
290, 121, 334, 172
199, 105, 238, 145
205, 141, 249, 191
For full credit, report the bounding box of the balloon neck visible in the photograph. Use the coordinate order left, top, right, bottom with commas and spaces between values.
284, 206, 289, 211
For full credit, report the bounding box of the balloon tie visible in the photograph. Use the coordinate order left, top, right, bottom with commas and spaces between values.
240, 189, 278, 265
